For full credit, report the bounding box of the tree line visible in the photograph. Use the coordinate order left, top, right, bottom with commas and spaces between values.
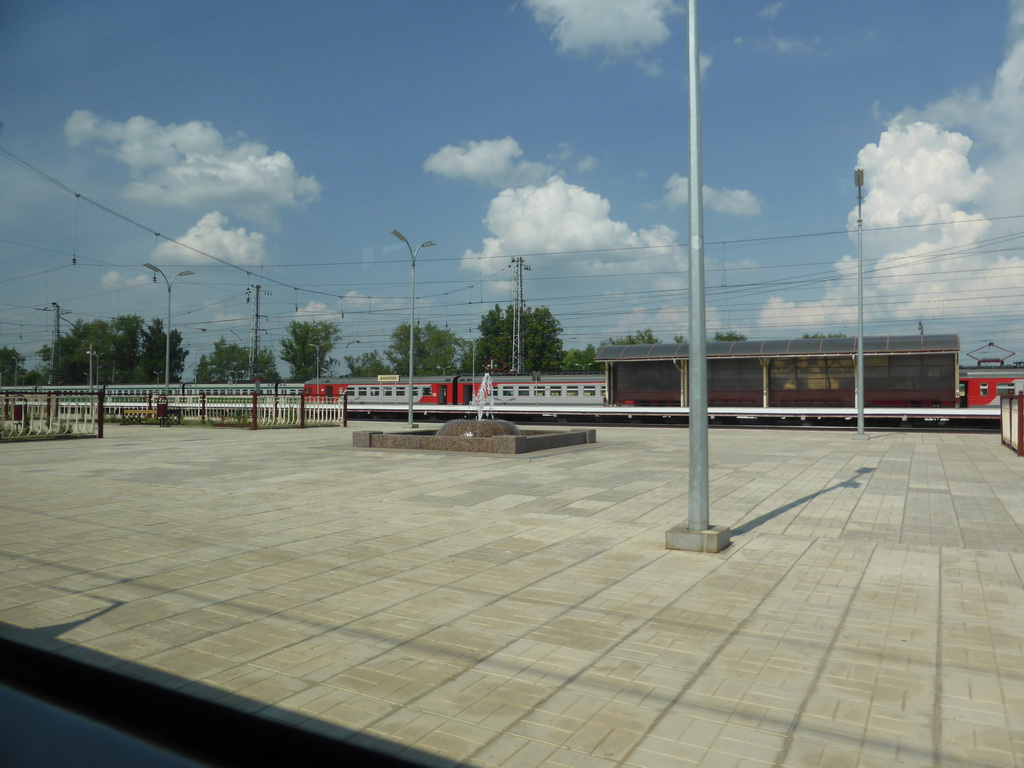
3, 304, 807, 387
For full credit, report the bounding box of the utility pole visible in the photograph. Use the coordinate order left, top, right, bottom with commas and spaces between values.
511, 256, 530, 374
247, 285, 270, 381
48, 303, 70, 385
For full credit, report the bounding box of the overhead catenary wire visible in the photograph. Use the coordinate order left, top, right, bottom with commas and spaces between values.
4, 143, 1024, 361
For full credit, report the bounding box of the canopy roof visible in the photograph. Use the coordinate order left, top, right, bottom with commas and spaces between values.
595, 335, 960, 362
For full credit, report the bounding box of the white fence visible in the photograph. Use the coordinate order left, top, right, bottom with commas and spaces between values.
105, 394, 347, 430
2, 393, 100, 439
1001, 394, 1024, 457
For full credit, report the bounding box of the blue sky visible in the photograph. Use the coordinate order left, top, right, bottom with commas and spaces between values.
2, 0, 1023, 376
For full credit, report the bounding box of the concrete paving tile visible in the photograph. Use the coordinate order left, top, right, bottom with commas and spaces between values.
4, 424, 1024, 767
470, 735, 560, 768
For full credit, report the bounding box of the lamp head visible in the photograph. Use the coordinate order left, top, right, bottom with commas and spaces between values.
390, 229, 408, 243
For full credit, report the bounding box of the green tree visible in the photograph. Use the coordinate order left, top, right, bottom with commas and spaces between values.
477, 305, 563, 372
345, 350, 391, 377
108, 315, 145, 383
384, 322, 469, 376
136, 318, 187, 383
195, 339, 279, 382
712, 330, 747, 342
249, 348, 281, 381
562, 344, 598, 370
34, 314, 188, 385
602, 329, 660, 346
802, 333, 848, 338
279, 321, 341, 381
37, 318, 131, 385
0, 346, 26, 386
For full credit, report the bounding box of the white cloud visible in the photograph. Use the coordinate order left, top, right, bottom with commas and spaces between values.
462, 176, 671, 272
64, 111, 320, 222
526, 0, 681, 62
424, 137, 552, 187
664, 173, 762, 216
853, 122, 990, 232
295, 300, 329, 317
758, 2, 785, 20
102, 270, 151, 291
755, 119, 1009, 337
701, 16, 1024, 342
150, 212, 268, 266
764, 34, 819, 55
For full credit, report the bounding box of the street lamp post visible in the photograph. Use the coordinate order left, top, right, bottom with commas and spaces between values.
144, 264, 194, 395
854, 169, 866, 437
390, 230, 436, 428
86, 347, 98, 391
312, 342, 322, 396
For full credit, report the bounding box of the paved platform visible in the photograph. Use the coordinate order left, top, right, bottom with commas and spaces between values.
2, 422, 1023, 767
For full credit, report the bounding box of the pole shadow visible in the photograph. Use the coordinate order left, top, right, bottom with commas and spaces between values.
731, 467, 874, 535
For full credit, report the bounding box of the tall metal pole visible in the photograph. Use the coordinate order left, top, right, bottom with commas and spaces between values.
511, 256, 530, 374
312, 342, 322, 396
390, 231, 436, 428
855, 169, 865, 436
145, 264, 194, 395
687, 0, 709, 533
666, 0, 729, 553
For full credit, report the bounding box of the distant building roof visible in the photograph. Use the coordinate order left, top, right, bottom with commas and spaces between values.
595, 334, 960, 362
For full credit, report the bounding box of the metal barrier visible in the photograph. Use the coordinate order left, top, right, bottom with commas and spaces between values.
1001, 394, 1024, 457
101, 393, 344, 430
2, 392, 101, 439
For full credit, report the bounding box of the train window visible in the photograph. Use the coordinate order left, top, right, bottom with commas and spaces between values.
502, 386, 514, 396
584, 387, 596, 396
549, 387, 562, 396
980, 383, 989, 396
565, 387, 578, 397
518, 387, 530, 396
370, 387, 380, 396
356, 387, 367, 396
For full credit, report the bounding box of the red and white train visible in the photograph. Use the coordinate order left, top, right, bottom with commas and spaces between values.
304, 374, 607, 407
958, 367, 1024, 407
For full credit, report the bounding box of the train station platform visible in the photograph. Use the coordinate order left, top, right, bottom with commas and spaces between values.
2, 422, 1023, 767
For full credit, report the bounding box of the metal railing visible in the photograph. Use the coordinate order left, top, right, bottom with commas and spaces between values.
100, 393, 348, 430
2, 392, 100, 439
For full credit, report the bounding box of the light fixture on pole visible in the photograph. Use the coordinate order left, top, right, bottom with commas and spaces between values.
855, 168, 865, 437
144, 263, 195, 395
390, 230, 436, 428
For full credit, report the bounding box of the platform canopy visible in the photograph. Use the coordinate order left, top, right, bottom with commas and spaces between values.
595, 334, 960, 362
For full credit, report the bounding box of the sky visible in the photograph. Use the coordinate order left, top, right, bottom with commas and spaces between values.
2, 0, 1024, 378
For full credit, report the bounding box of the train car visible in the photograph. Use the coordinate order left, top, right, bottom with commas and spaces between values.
958, 367, 1024, 406
1, 381, 304, 399
597, 335, 961, 408
305, 373, 606, 407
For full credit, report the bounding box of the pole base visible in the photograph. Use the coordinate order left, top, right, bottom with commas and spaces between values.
665, 524, 731, 553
